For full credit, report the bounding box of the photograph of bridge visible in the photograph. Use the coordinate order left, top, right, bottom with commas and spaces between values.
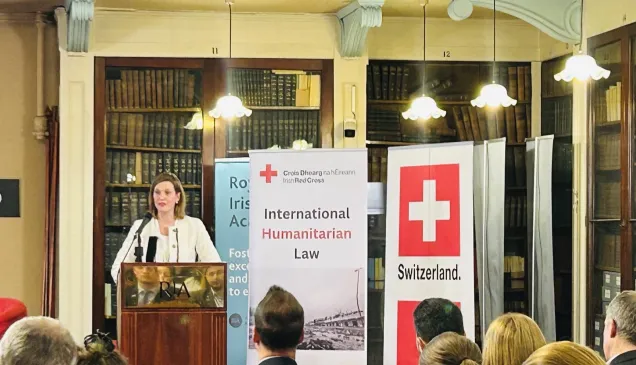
248, 267, 366, 351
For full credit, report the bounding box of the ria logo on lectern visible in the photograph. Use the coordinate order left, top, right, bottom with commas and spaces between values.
158, 281, 191, 299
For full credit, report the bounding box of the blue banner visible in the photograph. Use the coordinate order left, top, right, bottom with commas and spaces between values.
214, 158, 249, 365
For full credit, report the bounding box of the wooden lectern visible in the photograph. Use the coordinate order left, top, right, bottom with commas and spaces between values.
117, 263, 227, 365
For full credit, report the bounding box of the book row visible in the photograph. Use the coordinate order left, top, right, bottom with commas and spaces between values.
541, 98, 573, 137
106, 68, 198, 109
105, 191, 202, 227
451, 104, 531, 143
228, 69, 321, 107
366, 109, 456, 143
106, 112, 202, 151
226, 110, 320, 151
366, 64, 531, 103
106, 151, 202, 186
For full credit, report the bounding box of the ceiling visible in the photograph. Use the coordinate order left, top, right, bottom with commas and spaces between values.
0, 0, 514, 19
0, 0, 59, 13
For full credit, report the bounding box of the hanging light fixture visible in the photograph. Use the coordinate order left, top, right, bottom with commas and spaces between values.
554, 1, 610, 82
471, 0, 516, 108
402, 0, 446, 121
209, 0, 252, 120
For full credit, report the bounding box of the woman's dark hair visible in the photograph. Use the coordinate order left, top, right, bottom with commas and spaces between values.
77, 331, 128, 365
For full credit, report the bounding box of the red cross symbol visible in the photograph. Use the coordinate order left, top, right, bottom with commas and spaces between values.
259, 164, 278, 183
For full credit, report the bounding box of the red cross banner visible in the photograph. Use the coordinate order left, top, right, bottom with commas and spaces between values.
383, 142, 475, 365
247, 149, 368, 365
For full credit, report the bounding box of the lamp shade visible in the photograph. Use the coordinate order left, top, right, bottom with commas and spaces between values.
471, 82, 517, 108
554, 52, 611, 82
402, 94, 447, 120
209, 94, 252, 119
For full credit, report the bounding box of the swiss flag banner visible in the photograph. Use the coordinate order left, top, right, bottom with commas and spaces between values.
383, 143, 475, 365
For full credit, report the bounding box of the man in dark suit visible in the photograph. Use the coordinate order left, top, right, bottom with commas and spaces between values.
125, 266, 172, 306
413, 298, 465, 352
604, 291, 636, 364
253, 285, 304, 365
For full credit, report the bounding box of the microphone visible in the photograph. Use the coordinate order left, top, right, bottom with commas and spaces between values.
134, 212, 154, 262
146, 236, 158, 262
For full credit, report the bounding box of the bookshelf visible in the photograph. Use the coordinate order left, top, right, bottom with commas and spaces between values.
211, 58, 333, 159
586, 23, 636, 357
93, 57, 334, 337
541, 55, 573, 341
94, 58, 206, 337
365, 60, 532, 361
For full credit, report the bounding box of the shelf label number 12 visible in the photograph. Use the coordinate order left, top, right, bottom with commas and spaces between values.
443, 51, 451, 58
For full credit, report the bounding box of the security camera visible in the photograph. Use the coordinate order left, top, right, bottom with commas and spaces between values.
344, 118, 356, 138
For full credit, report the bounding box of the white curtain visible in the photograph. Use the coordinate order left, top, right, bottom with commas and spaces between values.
473, 138, 506, 340
526, 136, 556, 342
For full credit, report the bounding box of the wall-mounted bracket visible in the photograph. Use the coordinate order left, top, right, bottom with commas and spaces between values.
449, 0, 581, 44
336, 0, 384, 58
62, 0, 94, 52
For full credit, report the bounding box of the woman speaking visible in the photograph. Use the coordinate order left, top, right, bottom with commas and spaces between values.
111, 172, 221, 283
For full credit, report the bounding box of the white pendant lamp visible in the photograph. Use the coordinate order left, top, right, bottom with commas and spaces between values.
471, 0, 516, 108
554, 0, 610, 82
402, 1, 446, 121
209, 0, 252, 120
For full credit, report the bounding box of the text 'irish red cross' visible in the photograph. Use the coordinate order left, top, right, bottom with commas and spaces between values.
260, 164, 278, 183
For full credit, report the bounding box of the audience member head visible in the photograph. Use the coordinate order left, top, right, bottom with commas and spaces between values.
253, 285, 304, 359
0, 298, 27, 339
0, 316, 77, 365
419, 331, 481, 365
77, 331, 127, 365
413, 298, 465, 352
604, 290, 636, 361
482, 313, 546, 365
523, 341, 605, 365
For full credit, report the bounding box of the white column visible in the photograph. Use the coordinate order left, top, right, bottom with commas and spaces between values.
56, 8, 95, 342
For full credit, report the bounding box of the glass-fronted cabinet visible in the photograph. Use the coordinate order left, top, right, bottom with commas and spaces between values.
587, 24, 636, 357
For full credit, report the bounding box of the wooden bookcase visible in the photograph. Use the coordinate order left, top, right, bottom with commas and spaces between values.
541, 55, 573, 341
93, 57, 334, 336
365, 60, 532, 362
586, 23, 636, 357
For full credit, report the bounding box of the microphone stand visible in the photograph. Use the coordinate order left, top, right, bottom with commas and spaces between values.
127, 173, 143, 262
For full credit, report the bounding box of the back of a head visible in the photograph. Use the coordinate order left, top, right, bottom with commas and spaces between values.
606, 290, 636, 345
522, 341, 605, 365
482, 313, 546, 365
0, 316, 77, 365
77, 332, 128, 365
419, 331, 482, 365
254, 285, 304, 351
414, 298, 465, 342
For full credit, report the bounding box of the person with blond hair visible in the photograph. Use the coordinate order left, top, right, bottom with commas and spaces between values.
523, 341, 606, 365
482, 313, 546, 365
111, 172, 221, 284
419, 331, 482, 365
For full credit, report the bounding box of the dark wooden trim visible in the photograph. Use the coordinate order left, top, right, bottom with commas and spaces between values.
202, 59, 225, 235
226, 58, 324, 71
619, 31, 632, 292
93, 57, 107, 333
104, 58, 205, 69
320, 59, 334, 148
